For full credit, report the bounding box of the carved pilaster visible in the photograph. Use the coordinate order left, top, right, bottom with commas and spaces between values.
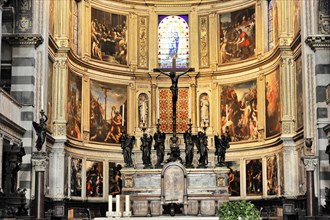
53, 51, 69, 137
138, 16, 148, 69
282, 138, 300, 197
199, 15, 209, 68
54, 0, 69, 48
208, 13, 216, 70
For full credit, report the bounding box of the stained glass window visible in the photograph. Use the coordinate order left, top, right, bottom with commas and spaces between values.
158, 15, 189, 68
268, 0, 274, 50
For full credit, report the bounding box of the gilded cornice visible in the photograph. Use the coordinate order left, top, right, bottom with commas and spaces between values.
68, 50, 135, 78
2, 33, 43, 48
305, 35, 330, 52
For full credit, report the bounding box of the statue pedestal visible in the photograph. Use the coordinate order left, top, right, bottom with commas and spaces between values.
121, 162, 229, 217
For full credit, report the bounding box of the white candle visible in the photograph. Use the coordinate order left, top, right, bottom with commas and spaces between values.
157, 99, 160, 120
41, 85, 44, 109
108, 195, 113, 212
122, 104, 125, 126
125, 195, 130, 212
116, 194, 121, 213
226, 104, 228, 127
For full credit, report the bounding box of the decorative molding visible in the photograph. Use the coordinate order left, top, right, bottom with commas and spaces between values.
302, 156, 318, 171
305, 35, 330, 52
2, 33, 43, 48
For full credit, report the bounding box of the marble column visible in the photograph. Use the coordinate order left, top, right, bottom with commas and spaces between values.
32, 151, 49, 219
303, 156, 318, 217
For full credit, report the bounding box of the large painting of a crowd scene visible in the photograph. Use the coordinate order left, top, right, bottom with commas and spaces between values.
91, 8, 128, 65
67, 71, 82, 139
220, 80, 258, 142
219, 6, 256, 63
265, 69, 281, 137
90, 80, 127, 144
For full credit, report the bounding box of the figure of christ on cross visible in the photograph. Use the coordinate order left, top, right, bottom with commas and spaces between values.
154, 58, 194, 142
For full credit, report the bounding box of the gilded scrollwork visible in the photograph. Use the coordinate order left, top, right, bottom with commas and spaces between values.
199, 16, 209, 68
138, 16, 148, 69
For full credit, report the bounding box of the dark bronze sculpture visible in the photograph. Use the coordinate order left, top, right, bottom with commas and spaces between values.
195, 131, 208, 168
154, 121, 166, 168
120, 132, 135, 167
184, 120, 194, 168
140, 133, 153, 168
154, 58, 194, 162
214, 127, 231, 166
32, 110, 48, 151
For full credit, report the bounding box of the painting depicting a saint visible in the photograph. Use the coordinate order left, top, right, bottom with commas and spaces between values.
226, 161, 240, 196
246, 159, 262, 196
67, 71, 82, 139
220, 80, 257, 142
91, 8, 128, 65
90, 80, 127, 144
265, 69, 281, 137
266, 155, 278, 195
70, 158, 82, 197
86, 161, 103, 197
219, 7, 255, 63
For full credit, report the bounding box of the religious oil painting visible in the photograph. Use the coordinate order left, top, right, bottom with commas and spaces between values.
265, 69, 281, 137
90, 80, 127, 144
159, 88, 189, 133
266, 155, 278, 195
138, 93, 149, 128
67, 70, 82, 139
219, 6, 256, 64
200, 93, 210, 127
293, 0, 301, 37
70, 158, 82, 197
108, 162, 116, 194
296, 57, 303, 130
86, 161, 103, 197
220, 80, 257, 142
158, 15, 190, 68
91, 7, 127, 65
246, 159, 262, 196
226, 161, 240, 196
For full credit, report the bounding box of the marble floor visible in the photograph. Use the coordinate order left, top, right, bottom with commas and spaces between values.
94, 217, 218, 220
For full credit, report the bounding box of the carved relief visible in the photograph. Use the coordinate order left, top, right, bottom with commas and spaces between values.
199, 16, 209, 68
138, 16, 148, 68
319, 0, 330, 34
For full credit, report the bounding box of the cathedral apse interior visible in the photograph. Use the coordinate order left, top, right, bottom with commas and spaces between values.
0, 0, 329, 219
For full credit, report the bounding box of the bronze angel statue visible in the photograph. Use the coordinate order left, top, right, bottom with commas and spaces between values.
32, 110, 48, 151
120, 133, 136, 167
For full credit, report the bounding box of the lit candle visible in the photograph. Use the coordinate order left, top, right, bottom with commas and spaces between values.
226, 104, 228, 127
108, 195, 113, 212
125, 195, 130, 212
116, 194, 120, 213
122, 104, 125, 126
